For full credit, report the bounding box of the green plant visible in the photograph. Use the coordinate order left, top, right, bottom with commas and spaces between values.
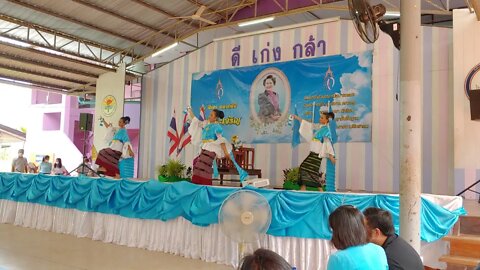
157, 159, 187, 178
283, 167, 300, 184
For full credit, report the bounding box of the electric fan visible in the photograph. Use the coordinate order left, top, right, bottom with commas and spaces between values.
348, 0, 400, 50
218, 190, 272, 263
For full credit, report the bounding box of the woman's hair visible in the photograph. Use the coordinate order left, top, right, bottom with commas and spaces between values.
120, 116, 131, 124
263, 75, 276, 86
212, 109, 225, 119
42, 155, 50, 162
54, 158, 63, 169
239, 248, 291, 270
329, 205, 368, 250
321, 111, 335, 121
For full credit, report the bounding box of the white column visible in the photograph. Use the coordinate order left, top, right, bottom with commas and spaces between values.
399, 0, 422, 252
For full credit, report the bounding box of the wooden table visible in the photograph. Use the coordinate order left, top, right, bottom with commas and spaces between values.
216, 147, 262, 186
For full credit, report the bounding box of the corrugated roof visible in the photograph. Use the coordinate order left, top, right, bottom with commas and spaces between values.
0, 0, 463, 94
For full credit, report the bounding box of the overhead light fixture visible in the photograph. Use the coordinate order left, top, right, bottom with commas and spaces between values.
384, 11, 400, 17
152, 42, 179, 57
238, 17, 275, 27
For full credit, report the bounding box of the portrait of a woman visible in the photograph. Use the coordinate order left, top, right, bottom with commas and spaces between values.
257, 74, 281, 122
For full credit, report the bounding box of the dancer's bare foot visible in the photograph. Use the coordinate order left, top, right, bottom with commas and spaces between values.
318, 187, 324, 192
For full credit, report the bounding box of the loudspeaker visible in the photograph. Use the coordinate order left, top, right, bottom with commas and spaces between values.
470, 91, 480, 120
79, 113, 93, 131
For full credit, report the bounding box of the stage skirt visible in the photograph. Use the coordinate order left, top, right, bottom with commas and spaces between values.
95, 148, 122, 177
298, 152, 323, 188
192, 150, 216, 185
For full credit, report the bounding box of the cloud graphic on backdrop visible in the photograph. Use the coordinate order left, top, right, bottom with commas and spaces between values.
346, 112, 372, 141
357, 51, 373, 68
192, 71, 213, 81
340, 70, 370, 92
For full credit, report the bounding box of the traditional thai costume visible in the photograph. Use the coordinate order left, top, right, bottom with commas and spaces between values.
298, 120, 335, 188
95, 127, 134, 178
188, 117, 247, 185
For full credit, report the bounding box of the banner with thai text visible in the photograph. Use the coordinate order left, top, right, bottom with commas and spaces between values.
190, 50, 372, 143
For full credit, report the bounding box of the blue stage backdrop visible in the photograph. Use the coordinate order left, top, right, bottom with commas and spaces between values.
191, 50, 373, 144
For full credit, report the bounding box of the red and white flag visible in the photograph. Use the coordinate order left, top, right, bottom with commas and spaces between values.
167, 111, 179, 156
198, 105, 206, 121
177, 113, 191, 156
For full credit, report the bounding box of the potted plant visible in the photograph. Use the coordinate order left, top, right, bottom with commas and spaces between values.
282, 167, 325, 191
157, 159, 191, 183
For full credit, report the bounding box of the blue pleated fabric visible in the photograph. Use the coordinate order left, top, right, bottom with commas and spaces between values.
0, 173, 465, 242
119, 158, 134, 178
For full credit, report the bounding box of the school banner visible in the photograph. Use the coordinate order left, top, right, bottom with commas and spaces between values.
191, 51, 372, 144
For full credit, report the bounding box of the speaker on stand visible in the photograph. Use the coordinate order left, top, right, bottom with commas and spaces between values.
70, 113, 99, 176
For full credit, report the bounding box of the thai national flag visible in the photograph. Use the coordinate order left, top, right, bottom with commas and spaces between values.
167, 111, 180, 156
198, 105, 206, 121
177, 113, 191, 156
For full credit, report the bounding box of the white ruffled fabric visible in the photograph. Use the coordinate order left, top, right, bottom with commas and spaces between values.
299, 121, 334, 158
0, 198, 453, 269
188, 117, 232, 158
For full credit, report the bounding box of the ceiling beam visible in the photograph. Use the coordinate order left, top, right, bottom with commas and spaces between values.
0, 63, 93, 85
71, 0, 159, 32
0, 26, 130, 69
0, 40, 115, 72
129, 0, 201, 29
6, 0, 156, 49
0, 52, 99, 79
0, 14, 142, 59
0, 74, 70, 92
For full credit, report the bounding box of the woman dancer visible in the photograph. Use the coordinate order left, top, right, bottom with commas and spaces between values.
95, 116, 134, 178
292, 111, 335, 191
188, 108, 247, 185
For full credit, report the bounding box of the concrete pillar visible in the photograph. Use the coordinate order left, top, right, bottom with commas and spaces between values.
399, 0, 423, 252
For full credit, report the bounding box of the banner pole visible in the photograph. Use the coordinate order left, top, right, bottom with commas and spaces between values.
312, 101, 316, 122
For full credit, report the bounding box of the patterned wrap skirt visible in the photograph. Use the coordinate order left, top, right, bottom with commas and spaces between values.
95, 148, 122, 177
298, 151, 323, 188
192, 149, 217, 185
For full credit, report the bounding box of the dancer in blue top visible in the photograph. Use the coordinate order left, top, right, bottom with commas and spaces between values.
188, 108, 247, 185
95, 116, 134, 178
292, 111, 335, 191
327, 205, 388, 270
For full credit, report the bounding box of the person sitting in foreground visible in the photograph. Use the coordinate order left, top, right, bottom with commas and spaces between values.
327, 205, 388, 270
239, 248, 292, 270
363, 207, 424, 270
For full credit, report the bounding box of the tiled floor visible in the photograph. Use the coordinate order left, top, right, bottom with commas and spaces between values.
0, 224, 233, 270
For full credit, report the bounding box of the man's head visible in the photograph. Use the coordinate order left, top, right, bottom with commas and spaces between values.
363, 207, 396, 246
18, 149, 24, 157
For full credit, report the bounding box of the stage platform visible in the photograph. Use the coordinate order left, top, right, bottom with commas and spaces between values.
0, 173, 467, 269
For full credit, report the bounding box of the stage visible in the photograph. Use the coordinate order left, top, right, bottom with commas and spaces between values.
0, 173, 466, 269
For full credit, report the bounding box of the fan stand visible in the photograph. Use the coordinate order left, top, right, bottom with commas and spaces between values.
238, 210, 255, 262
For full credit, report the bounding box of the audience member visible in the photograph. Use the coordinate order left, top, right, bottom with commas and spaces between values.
327, 205, 388, 270
239, 248, 292, 270
11, 149, 28, 173
39, 155, 52, 174
51, 158, 68, 175
363, 207, 424, 270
